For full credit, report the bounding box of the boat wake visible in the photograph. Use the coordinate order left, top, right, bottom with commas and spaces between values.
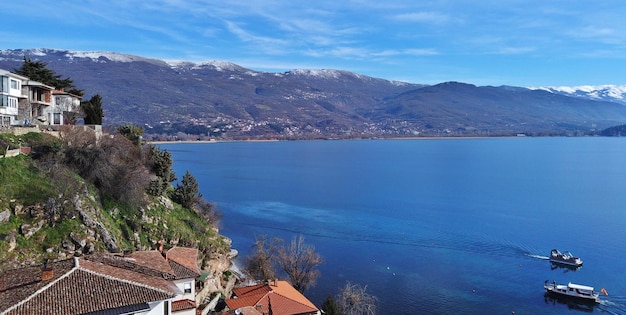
599, 295, 626, 314
526, 254, 549, 260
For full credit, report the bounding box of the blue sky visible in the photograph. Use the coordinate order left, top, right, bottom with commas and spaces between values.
1, 1, 625, 87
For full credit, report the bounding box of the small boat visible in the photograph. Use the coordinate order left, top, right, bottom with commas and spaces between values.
544, 281, 601, 303
549, 249, 583, 266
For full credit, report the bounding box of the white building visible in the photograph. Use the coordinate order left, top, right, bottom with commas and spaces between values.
0, 68, 83, 128
0, 69, 27, 127
20, 80, 55, 125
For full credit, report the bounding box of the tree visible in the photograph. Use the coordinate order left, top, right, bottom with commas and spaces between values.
274, 234, 322, 293
172, 171, 202, 209
196, 199, 222, 227
321, 294, 342, 315
336, 282, 377, 315
145, 145, 176, 196
61, 128, 151, 208
244, 235, 277, 281
243, 234, 323, 293
14, 57, 83, 95
81, 94, 104, 125
117, 124, 144, 146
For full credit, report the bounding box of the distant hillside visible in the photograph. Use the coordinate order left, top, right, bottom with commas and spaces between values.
2, 48, 626, 139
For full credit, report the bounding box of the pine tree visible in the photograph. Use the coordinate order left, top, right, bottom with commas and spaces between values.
145, 145, 176, 196
117, 124, 144, 146
81, 94, 104, 125
172, 171, 202, 209
321, 294, 342, 315
14, 57, 83, 95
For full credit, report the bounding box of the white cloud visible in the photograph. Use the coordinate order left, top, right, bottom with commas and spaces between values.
392, 11, 451, 24
373, 49, 438, 57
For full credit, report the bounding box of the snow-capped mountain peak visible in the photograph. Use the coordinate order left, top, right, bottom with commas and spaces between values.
530, 85, 626, 104
166, 60, 247, 72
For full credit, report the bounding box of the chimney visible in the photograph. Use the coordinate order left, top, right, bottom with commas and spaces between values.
255, 304, 262, 310
157, 240, 164, 254
41, 259, 54, 281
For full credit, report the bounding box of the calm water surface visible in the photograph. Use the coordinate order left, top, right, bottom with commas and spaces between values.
160, 138, 626, 314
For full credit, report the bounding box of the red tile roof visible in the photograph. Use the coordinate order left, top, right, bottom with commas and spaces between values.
127, 250, 174, 275
169, 259, 201, 280
0, 247, 202, 315
0, 258, 176, 315
85, 251, 176, 279
166, 247, 201, 276
172, 299, 197, 312
225, 281, 319, 315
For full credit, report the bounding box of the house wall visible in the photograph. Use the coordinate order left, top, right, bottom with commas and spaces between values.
142, 299, 172, 315
41, 94, 81, 125
173, 308, 196, 315
23, 86, 54, 122
173, 278, 196, 301
0, 73, 23, 124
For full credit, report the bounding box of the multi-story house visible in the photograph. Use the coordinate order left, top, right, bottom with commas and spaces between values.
0, 69, 27, 127
1, 68, 83, 128
49, 88, 82, 125
20, 80, 55, 125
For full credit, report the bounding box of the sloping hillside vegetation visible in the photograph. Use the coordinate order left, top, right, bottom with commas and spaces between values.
0, 128, 230, 270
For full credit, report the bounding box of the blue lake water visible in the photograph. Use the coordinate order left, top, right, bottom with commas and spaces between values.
160, 138, 626, 314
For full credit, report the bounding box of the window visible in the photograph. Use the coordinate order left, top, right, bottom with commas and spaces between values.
10, 79, 18, 90
0, 95, 7, 107
1, 76, 7, 92
1, 115, 10, 126
184, 282, 192, 294
53, 113, 61, 125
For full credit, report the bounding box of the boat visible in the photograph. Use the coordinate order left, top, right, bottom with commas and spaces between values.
544, 281, 601, 303
549, 249, 583, 266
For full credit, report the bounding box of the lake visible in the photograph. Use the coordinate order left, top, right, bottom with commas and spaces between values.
160, 137, 626, 314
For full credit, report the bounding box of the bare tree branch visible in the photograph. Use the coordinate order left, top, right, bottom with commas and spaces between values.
337, 281, 378, 315
275, 234, 322, 293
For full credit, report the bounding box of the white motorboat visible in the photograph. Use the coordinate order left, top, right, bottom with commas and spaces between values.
543, 281, 602, 303
549, 249, 583, 266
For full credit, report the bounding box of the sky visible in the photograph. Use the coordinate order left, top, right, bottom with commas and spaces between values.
1, 0, 625, 87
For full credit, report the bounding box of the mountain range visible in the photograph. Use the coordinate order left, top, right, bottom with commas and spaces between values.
1, 48, 626, 140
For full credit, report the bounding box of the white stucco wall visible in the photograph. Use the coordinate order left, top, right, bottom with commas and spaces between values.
141, 299, 172, 315
173, 278, 196, 301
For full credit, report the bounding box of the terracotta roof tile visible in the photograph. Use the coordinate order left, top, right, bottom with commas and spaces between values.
225, 293, 268, 310
1, 248, 202, 315
268, 280, 318, 310
126, 250, 173, 275
172, 299, 196, 312
0, 259, 177, 315
166, 247, 200, 275
225, 281, 319, 315
85, 252, 176, 279
169, 260, 201, 280
0, 259, 75, 313
232, 283, 271, 297
78, 258, 180, 295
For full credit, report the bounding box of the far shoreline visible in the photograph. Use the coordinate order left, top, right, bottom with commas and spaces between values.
146, 135, 530, 145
